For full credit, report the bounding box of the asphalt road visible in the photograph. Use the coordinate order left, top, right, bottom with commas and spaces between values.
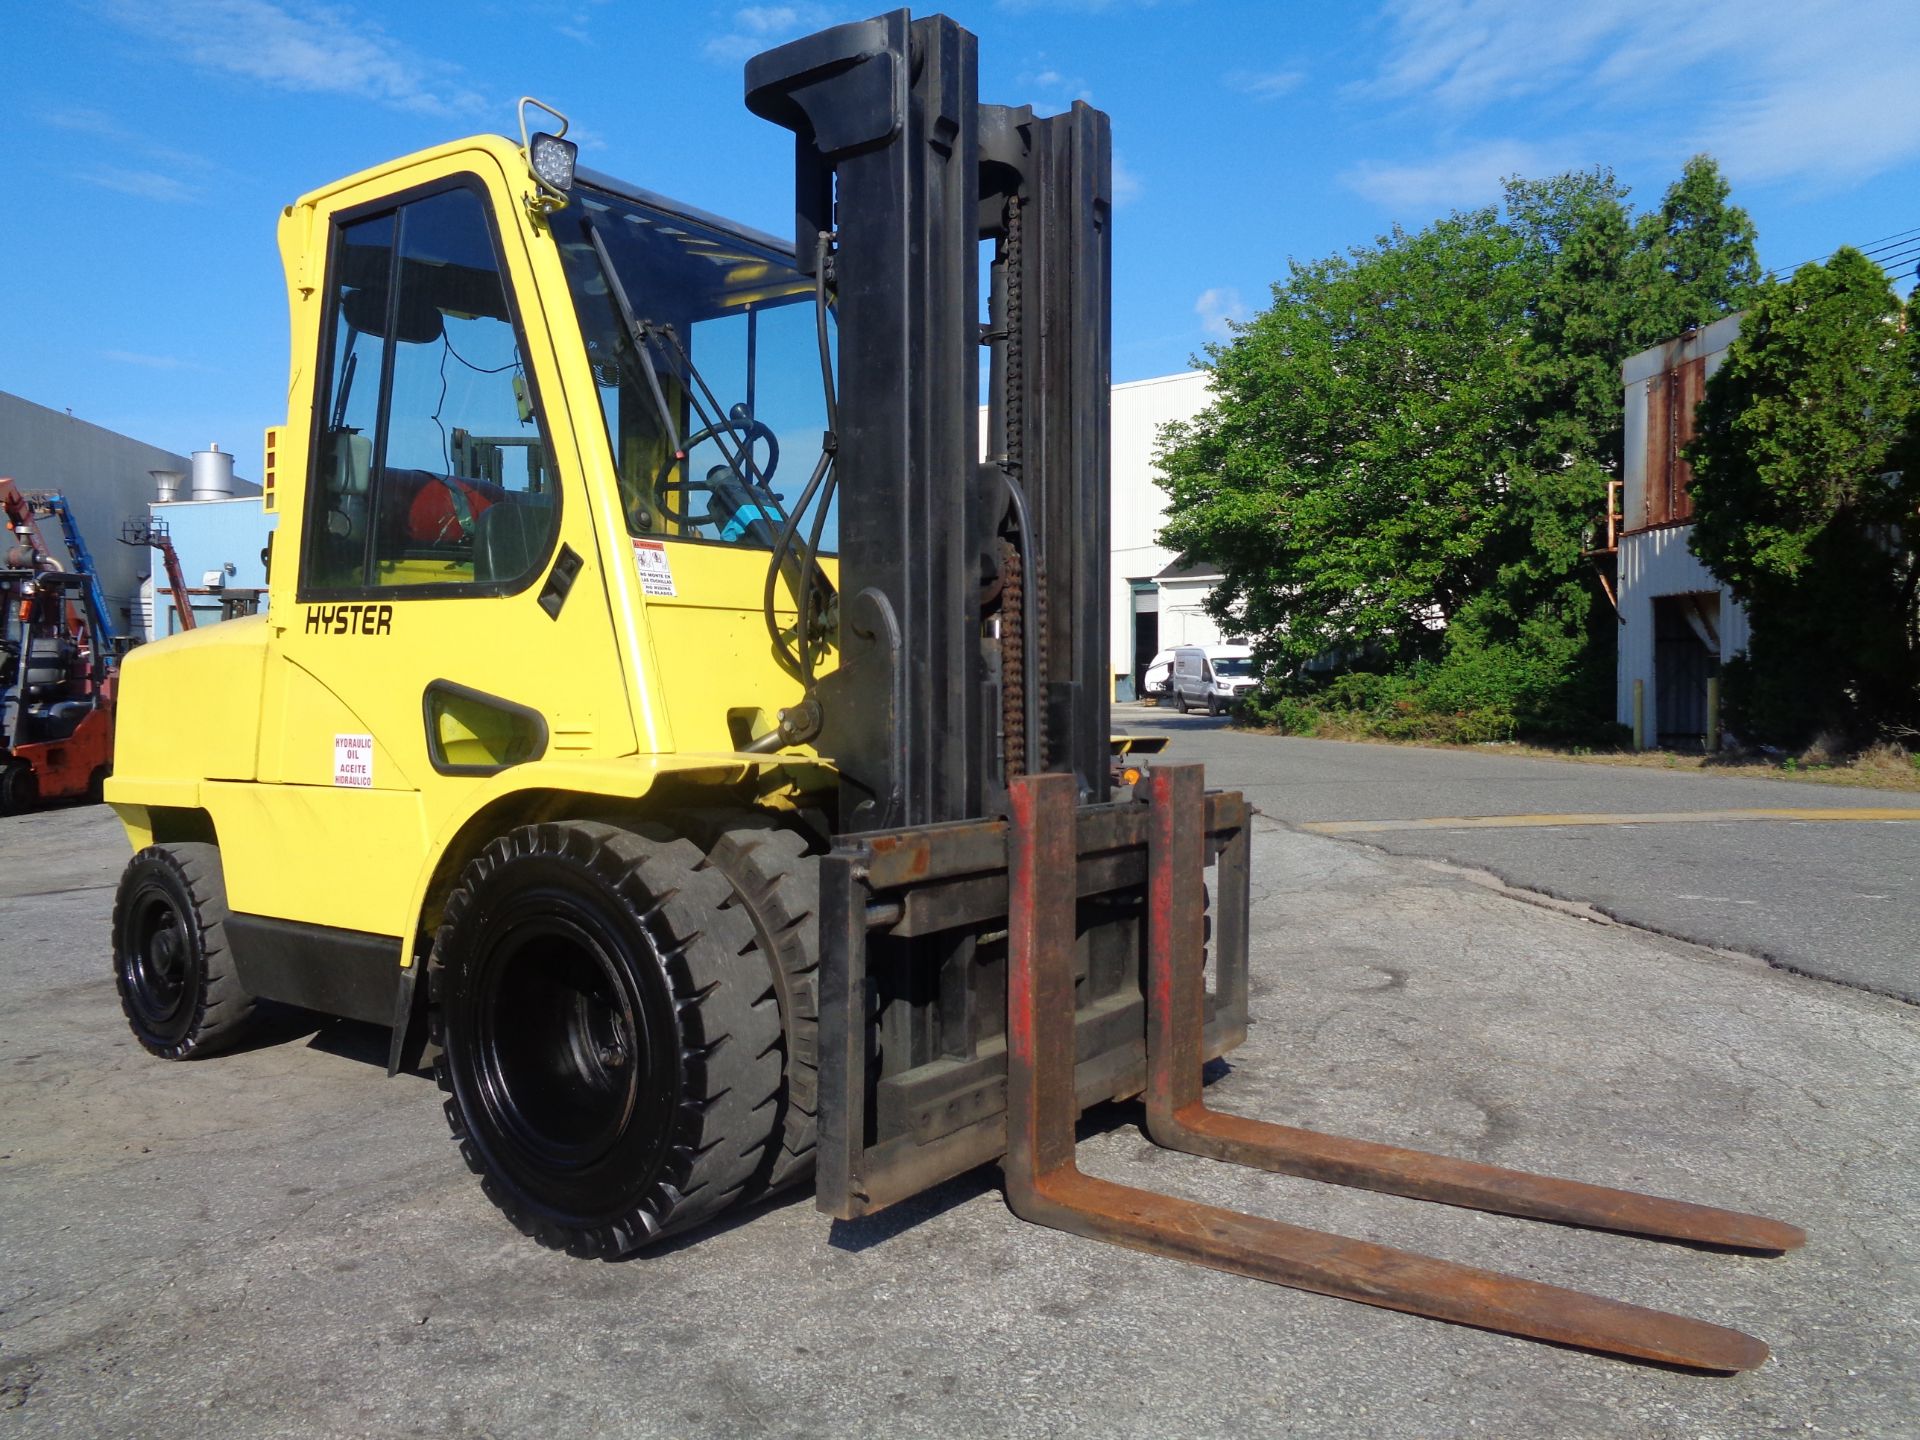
1120, 705, 1920, 1003
4, 801, 1917, 1438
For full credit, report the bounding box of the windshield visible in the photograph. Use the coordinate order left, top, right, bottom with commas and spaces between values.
1213, 657, 1254, 677
555, 184, 837, 552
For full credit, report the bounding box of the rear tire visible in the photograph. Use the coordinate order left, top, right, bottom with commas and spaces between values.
112, 842, 258, 1058
1174, 689, 1188, 714
429, 821, 782, 1256
687, 814, 822, 1195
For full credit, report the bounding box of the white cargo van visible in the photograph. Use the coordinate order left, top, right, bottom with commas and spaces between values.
1169, 644, 1257, 715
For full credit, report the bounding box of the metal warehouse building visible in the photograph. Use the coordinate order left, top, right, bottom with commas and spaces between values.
1, 391, 265, 642
1617, 314, 1748, 748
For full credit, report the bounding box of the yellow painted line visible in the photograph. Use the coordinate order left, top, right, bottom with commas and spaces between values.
1300, 807, 1920, 836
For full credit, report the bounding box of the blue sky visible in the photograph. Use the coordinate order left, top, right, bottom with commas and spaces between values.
5, 0, 1919, 465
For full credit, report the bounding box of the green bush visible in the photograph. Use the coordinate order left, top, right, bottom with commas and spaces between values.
1239, 635, 1630, 748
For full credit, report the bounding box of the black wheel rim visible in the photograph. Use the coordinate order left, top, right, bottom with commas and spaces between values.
468, 899, 671, 1180
125, 888, 190, 1029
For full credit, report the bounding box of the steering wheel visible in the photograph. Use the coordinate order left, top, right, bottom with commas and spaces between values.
653, 404, 781, 527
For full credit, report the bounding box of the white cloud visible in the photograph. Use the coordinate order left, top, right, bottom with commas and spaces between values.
1195, 287, 1249, 339
738, 5, 808, 32
79, 166, 200, 204
1015, 58, 1093, 110
45, 106, 218, 180
555, 0, 613, 45
1360, 0, 1920, 189
102, 1, 484, 116
102, 349, 215, 371
1340, 139, 1558, 213
703, 3, 836, 62
1226, 69, 1305, 102
1111, 154, 1143, 206
996, 0, 1183, 10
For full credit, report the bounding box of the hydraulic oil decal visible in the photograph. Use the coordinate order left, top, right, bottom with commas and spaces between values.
333, 733, 374, 789
305, 603, 394, 635
632, 538, 676, 598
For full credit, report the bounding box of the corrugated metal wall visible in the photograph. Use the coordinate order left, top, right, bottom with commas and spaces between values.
1617, 526, 1750, 729
1616, 315, 1749, 738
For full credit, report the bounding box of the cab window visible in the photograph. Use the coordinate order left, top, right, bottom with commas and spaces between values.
305, 182, 558, 595
556, 187, 837, 553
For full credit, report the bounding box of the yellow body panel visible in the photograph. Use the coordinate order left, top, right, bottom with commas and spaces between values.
108, 134, 837, 961
110, 616, 271, 786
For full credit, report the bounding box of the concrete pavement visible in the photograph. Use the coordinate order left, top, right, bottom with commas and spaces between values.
1120, 706, 1920, 1002
3, 800, 1916, 1437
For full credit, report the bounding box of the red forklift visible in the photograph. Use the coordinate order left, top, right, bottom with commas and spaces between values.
0, 480, 121, 813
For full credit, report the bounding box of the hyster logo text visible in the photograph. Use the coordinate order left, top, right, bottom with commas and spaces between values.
305, 603, 394, 636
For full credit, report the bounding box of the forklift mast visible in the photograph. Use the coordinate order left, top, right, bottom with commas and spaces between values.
747, 10, 1112, 831
742, 13, 1799, 1368
745, 12, 1187, 1218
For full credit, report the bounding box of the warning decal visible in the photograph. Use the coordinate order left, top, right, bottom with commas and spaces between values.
632, 538, 676, 597
334, 733, 374, 789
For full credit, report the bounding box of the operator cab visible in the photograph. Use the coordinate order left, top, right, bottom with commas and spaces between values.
553, 179, 839, 554
306, 171, 838, 599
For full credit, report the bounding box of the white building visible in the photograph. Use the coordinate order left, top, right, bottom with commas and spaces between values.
1617, 314, 1749, 747
980, 368, 1226, 700
1106, 371, 1229, 699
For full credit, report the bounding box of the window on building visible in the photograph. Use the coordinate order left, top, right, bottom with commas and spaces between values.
1644, 355, 1706, 527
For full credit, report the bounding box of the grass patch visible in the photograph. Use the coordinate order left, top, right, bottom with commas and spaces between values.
1135, 694, 1920, 792
1238, 719, 1920, 793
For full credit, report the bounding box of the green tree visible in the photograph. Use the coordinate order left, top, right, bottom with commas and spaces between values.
1157, 156, 1762, 741
1686, 248, 1920, 743
1628, 154, 1762, 343
1156, 207, 1531, 676
1475, 171, 1640, 728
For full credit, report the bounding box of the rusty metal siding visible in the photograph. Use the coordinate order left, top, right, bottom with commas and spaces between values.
1672, 355, 1706, 523
1620, 312, 1742, 533
1617, 313, 1747, 736
1642, 355, 1707, 527
1644, 370, 1672, 525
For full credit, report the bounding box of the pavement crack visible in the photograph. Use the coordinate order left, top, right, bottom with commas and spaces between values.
1286, 822, 1919, 1009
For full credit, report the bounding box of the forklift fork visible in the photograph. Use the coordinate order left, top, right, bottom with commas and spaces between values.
1003, 765, 1803, 1371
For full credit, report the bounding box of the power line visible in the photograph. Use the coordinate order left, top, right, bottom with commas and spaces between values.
1857, 224, 1920, 253
1773, 228, 1920, 278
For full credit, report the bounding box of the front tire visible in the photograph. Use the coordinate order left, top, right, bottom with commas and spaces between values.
429, 821, 782, 1256
1, 761, 36, 816
112, 842, 258, 1058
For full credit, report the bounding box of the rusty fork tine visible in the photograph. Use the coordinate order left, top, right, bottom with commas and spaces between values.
1141, 763, 1806, 1256
1004, 771, 1772, 1372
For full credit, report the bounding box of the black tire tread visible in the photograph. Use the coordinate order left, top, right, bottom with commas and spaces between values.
1, 761, 37, 816
689, 812, 823, 1195
111, 842, 258, 1059
429, 820, 782, 1257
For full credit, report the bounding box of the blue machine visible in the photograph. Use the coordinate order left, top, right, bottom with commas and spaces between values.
38, 495, 119, 648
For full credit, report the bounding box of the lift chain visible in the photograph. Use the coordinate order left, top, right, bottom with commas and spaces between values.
999, 537, 1025, 782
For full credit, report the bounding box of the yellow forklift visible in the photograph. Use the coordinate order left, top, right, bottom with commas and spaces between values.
104, 10, 1799, 1367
